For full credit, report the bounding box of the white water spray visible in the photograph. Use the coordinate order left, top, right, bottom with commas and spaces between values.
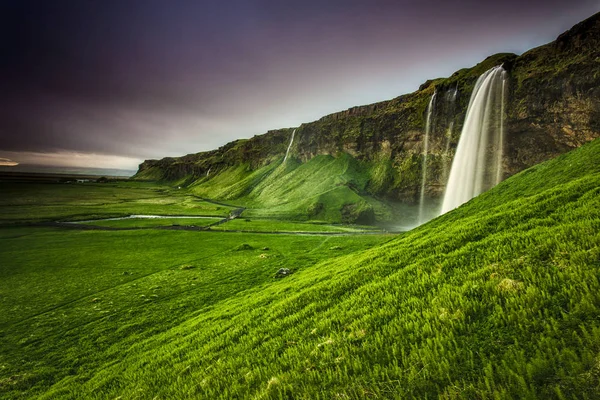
418, 92, 436, 224
283, 129, 296, 162
441, 66, 507, 214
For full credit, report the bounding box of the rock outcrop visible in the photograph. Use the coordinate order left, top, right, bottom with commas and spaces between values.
136, 12, 600, 204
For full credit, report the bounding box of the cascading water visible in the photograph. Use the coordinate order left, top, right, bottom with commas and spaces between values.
283, 129, 296, 162
442, 88, 458, 183
418, 92, 436, 225
441, 66, 508, 214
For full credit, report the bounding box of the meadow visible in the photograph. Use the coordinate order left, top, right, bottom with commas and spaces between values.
76, 216, 224, 229
0, 180, 392, 399
0, 181, 235, 224
209, 218, 381, 233
0, 138, 599, 399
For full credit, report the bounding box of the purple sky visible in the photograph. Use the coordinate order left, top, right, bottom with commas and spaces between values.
1, 0, 598, 169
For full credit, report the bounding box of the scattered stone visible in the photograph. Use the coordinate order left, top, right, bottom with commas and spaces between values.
274, 268, 292, 278
329, 246, 343, 250
262, 247, 270, 251
259, 253, 268, 259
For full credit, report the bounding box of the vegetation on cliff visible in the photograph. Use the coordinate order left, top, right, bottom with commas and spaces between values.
134, 12, 599, 224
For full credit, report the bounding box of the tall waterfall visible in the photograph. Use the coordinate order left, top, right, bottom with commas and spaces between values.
418, 92, 436, 224
283, 129, 296, 162
441, 66, 507, 214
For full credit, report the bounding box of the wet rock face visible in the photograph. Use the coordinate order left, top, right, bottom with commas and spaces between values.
136, 13, 600, 202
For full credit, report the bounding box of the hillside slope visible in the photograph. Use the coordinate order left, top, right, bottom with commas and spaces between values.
40, 138, 600, 398
135, 12, 600, 220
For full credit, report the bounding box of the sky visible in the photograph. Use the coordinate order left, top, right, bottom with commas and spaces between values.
1, 0, 598, 170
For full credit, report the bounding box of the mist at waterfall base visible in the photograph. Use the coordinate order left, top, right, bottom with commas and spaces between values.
402, 65, 507, 230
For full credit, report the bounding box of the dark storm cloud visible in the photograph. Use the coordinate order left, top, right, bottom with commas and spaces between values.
0, 0, 598, 166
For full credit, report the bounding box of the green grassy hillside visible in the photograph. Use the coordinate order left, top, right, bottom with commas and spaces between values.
0, 228, 391, 400
1, 135, 598, 398
189, 154, 402, 223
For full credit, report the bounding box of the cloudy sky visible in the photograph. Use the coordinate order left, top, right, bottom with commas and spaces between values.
1, 0, 598, 170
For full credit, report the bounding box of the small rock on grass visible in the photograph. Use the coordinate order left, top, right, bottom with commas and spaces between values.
274, 268, 292, 278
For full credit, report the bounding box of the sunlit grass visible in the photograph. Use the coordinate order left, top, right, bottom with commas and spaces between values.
0, 138, 599, 399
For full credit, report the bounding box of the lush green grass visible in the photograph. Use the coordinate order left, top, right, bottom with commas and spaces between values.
212, 218, 381, 233
0, 182, 235, 224
191, 154, 393, 223
77, 216, 223, 228
1, 139, 600, 399
0, 228, 391, 399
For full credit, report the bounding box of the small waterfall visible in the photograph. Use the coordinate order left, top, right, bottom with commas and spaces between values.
283, 129, 296, 162
442, 88, 457, 184
418, 92, 436, 225
496, 78, 507, 185
441, 66, 508, 214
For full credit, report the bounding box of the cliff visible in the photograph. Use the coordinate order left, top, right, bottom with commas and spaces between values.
135, 12, 600, 220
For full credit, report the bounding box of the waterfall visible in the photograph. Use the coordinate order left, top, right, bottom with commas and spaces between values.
442, 88, 457, 184
496, 78, 507, 185
283, 129, 296, 162
441, 66, 508, 214
418, 92, 436, 225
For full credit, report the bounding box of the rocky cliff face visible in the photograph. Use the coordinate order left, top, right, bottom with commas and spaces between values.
136, 12, 600, 203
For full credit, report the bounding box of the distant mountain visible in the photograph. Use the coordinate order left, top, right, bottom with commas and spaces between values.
135, 12, 600, 223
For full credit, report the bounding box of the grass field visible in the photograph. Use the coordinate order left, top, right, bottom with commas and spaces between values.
210, 218, 381, 233
189, 155, 395, 223
1, 138, 599, 399
0, 181, 235, 224
76, 216, 224, 228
